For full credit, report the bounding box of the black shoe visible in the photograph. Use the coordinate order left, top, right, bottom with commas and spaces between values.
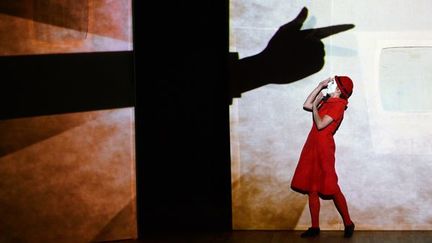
344, 223, 355, 238
300, 227, 320, 238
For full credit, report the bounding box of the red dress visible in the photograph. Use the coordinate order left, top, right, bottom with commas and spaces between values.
291, 97, 348, 198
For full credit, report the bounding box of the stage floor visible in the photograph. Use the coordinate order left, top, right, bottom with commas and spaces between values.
113, 230, 432, 243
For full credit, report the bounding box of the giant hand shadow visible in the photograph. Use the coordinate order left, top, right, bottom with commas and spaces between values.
229, 7, 355, 101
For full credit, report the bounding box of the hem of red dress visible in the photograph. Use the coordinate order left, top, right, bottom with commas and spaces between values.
290, 186, 337, 199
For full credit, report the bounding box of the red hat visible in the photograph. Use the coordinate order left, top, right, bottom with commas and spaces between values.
335, 75, 354, 98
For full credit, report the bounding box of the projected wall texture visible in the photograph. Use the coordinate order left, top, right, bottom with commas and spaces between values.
230, 0, 432, 230
0, 0, 135, 242
0, 109, 136, 242
0, 0, 132, 56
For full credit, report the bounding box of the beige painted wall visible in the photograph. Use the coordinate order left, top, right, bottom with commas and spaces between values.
230, 1, 432, 230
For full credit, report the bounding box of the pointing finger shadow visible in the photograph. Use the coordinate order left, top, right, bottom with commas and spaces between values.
229, 7, 355, 102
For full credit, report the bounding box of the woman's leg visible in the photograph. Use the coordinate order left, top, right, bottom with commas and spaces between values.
300, 191, 321, 238
309, 191, 320, 228
332, 189, 353, 226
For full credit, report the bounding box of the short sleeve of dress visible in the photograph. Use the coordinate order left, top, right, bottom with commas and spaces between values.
325, 102, 345, 121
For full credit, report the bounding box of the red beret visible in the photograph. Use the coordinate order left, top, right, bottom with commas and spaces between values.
335, 76, 354, 98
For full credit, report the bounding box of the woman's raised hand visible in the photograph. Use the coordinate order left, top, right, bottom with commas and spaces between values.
318, 77, 332, 89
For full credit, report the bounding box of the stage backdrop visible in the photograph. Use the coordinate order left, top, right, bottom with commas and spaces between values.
230, 0, 432, 230
0, 108, 136, 242
0, 0, 132, 56
0, 0, 136, 242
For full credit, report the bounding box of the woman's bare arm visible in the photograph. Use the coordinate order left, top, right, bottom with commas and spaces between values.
312, 92, 334, 130
303, 77, 331, 111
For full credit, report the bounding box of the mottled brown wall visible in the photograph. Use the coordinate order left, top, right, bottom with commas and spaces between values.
0, 0, 132, 55
33, 0, 89, 32
0, 108, 136, 242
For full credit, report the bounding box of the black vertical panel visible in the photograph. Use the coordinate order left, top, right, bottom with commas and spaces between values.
134, 0, 231, 236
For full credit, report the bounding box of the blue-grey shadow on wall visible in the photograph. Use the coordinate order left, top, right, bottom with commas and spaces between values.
229, 7, 355, 102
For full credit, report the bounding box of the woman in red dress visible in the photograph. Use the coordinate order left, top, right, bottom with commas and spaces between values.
291, 75, 355, 238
